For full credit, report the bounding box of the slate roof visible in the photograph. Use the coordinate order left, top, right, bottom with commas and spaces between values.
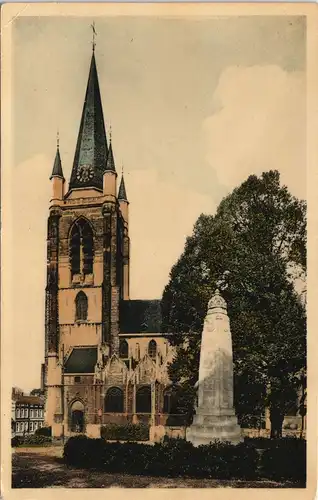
118, 175, 128, 201
15, 396, 44, 405
50, 148, 64, 179
120, 300, 162, 333
105, 142, 116, 173
64, 347, 98, 374
69, 52, 108, 191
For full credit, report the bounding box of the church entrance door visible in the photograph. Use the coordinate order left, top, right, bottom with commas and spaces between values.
70, 401, 85, 433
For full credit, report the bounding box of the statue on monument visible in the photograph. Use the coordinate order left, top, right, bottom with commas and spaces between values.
186, 289, 242, 446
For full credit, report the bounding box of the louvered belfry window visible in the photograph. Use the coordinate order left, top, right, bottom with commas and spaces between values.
69, 219, 94, 277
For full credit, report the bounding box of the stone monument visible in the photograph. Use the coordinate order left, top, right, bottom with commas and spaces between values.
186, 289, 242, 446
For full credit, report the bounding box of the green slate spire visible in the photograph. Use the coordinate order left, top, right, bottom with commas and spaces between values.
69, 50, 108, 191
50, 137, 64, 179
105, 140, 116, 173
118, 174, 128, 201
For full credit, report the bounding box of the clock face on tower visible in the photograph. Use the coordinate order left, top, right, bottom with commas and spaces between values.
76, 164, 94, 183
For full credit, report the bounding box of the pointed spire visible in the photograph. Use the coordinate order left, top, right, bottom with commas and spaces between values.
118, 172, 128, 201
69, 50, 108, 190
50, 133, 64, 179
105, 136, 116, 173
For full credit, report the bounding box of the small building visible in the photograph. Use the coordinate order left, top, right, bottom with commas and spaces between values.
13, 395, 45, 436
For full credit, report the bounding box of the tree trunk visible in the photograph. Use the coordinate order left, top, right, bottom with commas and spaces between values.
269, 407, 284, 438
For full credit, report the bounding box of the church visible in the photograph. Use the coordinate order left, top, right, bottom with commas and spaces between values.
43, 45, 176, 438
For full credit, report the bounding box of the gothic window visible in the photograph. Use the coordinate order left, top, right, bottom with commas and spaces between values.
163, 388, 172, 414
136, 385, 151, 414
105, 387, 124, 413
163, 387, 178, 414
148, 340, 157, 359
135, 343, 140, 361
119, 340, 129, 358
69, 219, 94, 277
75, 291, 88, 321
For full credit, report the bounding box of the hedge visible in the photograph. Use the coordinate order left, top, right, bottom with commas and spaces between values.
12, 434, 52, 447
35, 426, 52, 437
260, 437, 306, 481
63, 435, 306, 482
100, 423, 149, 442
64, 436, 258, 479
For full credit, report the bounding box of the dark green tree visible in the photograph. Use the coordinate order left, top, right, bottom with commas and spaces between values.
162, 171, 306, 437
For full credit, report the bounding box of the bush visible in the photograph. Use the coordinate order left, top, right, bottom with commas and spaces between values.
260, 437, 306, 482
100, 423, 149, 442
63, 435, 259, 479
11, 436, 23, 447
11, 434, 52, 447
35, 426, 52, 437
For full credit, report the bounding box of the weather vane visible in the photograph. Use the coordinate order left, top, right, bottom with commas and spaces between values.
109, 124, 112, 142
91, 21, 97, 51
57, 130, 60, 150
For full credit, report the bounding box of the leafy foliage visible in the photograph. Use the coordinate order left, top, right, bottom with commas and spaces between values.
63, 435, 305, 483
162, 171, 306, 434
11, 434, 52, 447
63, 435, 258, 479
260, 436, 306, 481
35, 426, 52, 437
100, 423, 149, 441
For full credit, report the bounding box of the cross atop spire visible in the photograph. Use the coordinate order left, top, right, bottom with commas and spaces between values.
91, 22, 97, 52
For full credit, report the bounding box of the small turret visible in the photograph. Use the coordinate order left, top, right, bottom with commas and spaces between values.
103, 133, 117, 200
118, 172, 129, 224
50, 135, 65, 202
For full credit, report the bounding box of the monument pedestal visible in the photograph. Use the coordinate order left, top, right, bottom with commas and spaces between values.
186, 290, 242, 447
186, 409, 242, 446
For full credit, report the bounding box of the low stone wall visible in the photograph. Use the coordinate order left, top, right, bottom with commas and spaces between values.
242, 428, 306, 439
149, 425, 186, 443
149, 425, 306, 443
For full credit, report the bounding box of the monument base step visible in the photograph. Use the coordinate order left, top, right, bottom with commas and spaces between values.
186, 421, 243, 446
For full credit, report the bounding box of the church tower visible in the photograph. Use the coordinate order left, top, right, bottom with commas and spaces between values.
44, 46, 130, 434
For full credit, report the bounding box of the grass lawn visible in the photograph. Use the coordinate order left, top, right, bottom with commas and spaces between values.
12, 447, 305, 488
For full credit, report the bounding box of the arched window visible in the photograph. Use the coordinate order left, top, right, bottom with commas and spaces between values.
135, 343, 140, 361
69, 219, 94, 277
119, 340, 129, 358
75, 291, 88, 321
148, 340, 157, 359
136, 385, 151, 414
163, 387, 178, 414
105, 387, 124, 413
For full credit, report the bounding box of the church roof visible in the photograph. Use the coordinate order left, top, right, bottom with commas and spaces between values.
118, 175, 128, 201
120, 300, 162, 333
50, 148, 64, 179
15, 396, 44, 405
68, 51, 108, 191
64, 347, 97, 374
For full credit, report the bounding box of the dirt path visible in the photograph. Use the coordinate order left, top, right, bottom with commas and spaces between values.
12, 448, 302, 488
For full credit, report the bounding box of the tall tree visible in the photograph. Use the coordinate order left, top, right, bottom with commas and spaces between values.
162, 171, 306, 436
